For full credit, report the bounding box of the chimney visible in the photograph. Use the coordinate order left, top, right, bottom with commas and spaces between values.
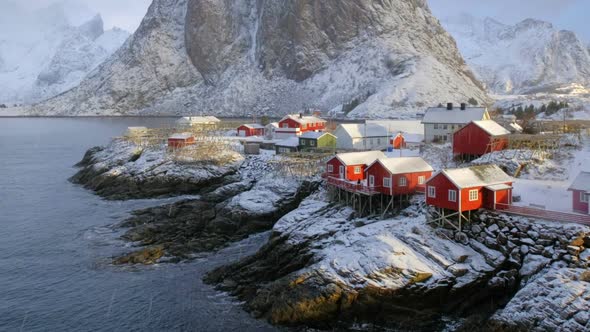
460, 103, 467, 110
299, 113, 303, 119
447, 103, 453, 110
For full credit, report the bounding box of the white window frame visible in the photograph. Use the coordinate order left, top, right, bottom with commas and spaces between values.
369, 175, 375, 187
327, 164, 334, 173
418, 176, 426, 185
310, 140, 316, 147
581, 192, 589, 203
428, 186, 436, 198
354, 166, 362, 174
448, 190, 457, 202
469, 189, 479, 201
383, 177, 392, 188
399, 177, 407, 187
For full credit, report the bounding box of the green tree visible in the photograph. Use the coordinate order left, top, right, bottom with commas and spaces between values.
468, 97, 478, 106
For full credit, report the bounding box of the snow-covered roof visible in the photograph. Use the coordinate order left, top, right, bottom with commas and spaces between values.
169, 132, 193, 140
336, 123, 389, 138
275, 137, 300, 147
335, 151, 387, 166
372, 157, 433, 174
509, 122, 523, 132
485, 183, 513, 191
569, 171, 590, 192
365, 120, 424, 135
240, 123, 265, 129
433, 165, 513, 189
471, 120, 511, 136
422, 107, 488, 124
127, 126, 147, 131
266, 122, 279, 128
300, 132, 334, 139
281, 114, 326, 125
177, 116, 221, 124
392, 132, 424, 143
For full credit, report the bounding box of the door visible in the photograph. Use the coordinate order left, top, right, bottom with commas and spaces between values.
369, 175, 375, 187
238, 130, 246, 137
339, 166, 345, 179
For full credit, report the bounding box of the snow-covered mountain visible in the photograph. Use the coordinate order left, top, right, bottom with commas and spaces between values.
33, 0, 488, 118
442, 14, 590, 95
0, 2, 130, 104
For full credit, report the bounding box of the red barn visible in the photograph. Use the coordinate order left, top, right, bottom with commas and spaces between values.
568, 171, 590, 215
168, 133, 195, 149
276, 114, 327, 138
237, 124, 265, 137
426, 164, 513, 213
326, 151, 386, 182
453, 120, 510, 158
390, 133, 407, 150
365, 157, 433, 196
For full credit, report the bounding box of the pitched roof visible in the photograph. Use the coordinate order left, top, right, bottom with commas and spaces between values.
240, 123, 265, 129
372, 157, 433, 174
169, 132, 193, 140
300, 132, 334, 139
177, 116, 221, 124
432, 165, 513, 189
365, 120, 424, 135
471, 120, 511, 136
335, 151, 387, 166
422, 107, 488, 124
281, 114, 327, 125
275, 137, 300, 147
266, 122, 279, 128
336, 123, 389, 138
569, 172, 590, 192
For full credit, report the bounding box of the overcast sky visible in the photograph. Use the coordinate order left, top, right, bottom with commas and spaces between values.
428, 0, 590, 41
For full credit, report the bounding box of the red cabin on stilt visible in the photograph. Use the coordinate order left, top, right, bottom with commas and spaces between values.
568, 171, 590, 215
168, 133, 195, 149
237, 124, 265, 137
453, 120, 510, 159
365, 157, 433, 196
325, 151, 386, 182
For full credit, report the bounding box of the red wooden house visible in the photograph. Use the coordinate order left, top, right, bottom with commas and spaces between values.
168, 133, 195, 149
568, 171, 590, 215
426, 164, 513, 213
390, 133, 406, 149
453, 120, 510, 158
326, 151, 386, 182
237, 124, 265, 137
275, 114, 327, 138
365, 157, 433, 196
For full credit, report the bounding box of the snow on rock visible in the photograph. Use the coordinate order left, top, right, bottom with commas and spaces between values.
70, 138, 243, 200
30, 0, 488, 117
0, 2, 130, 104
490, 265, 590, 331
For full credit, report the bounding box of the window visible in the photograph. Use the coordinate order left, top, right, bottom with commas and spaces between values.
383, 177, 392, 188
282, 123, 288, 128
428, 186, 436, 198
434, 124, 439, 129
301, 140, 306, 146
327, 164, 334, 173
369, 175, 375, 187
310, 140, 316, 147
377, 138, 381, 145
354, 166, 362, 174
302, 124, 307, 129
448, 190, 457, 202
418, 176, 426, 185
469, 189, 479, 201
399, 177, 407, 187
443, 124, 448, 130
581, 192, 589, 203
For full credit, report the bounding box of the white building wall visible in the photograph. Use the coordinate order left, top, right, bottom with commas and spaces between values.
423, 123, 464, 143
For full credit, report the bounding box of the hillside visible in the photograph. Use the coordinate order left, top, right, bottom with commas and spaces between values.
31, 0, 488, 118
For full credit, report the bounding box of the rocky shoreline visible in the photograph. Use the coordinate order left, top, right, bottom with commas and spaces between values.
205, 193, 590, 330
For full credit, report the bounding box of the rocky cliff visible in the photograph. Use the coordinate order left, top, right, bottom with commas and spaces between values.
34, 0, 488, 118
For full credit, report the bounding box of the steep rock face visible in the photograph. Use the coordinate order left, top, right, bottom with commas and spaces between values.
34, 0, 487, 118
442, 15, 590, 94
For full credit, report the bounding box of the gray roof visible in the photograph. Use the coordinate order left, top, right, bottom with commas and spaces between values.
422, 107, 488, 124
241, 124, 265, 129
300, 132, 334, 139
569, 172, 590, 192
275, 137, 300, 147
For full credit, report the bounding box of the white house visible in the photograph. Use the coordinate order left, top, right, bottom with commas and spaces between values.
495, 114, 523, 134
422, 103, 490, 143
333, 120, 424, 151
265, 122, 279, 139
176, 116, 221, 127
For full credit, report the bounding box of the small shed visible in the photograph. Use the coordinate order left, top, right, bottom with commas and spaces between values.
265, 122, 279, 139
299, 132, 337, 151
176, 116, 221, 128
365, 157, 433, 196
168, 133, 195, 149
325, 151, 386, 182
568, 171, 590, 215
237, 124, 265, 137
426, 164, 513, 213
391, 133, 406, 149
453, 120, 510, 158
275, 137, 300, 154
